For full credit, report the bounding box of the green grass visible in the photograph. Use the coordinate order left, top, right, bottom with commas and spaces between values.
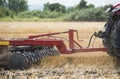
0, 17, 64, 22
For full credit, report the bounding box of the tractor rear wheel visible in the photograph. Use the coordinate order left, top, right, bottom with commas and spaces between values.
104, 20, 120, 58
102, 38, 116, 56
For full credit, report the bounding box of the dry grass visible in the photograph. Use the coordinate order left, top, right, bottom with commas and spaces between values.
0, 22, 120, 79
0, 22, 104, 38
0, 22, 104, 47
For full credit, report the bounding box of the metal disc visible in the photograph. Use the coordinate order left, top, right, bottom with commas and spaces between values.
8, 53, 27, 70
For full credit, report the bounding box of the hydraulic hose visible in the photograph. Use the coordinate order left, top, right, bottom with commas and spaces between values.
87, 33, 95, 48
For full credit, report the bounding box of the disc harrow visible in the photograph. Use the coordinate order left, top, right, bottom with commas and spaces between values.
8, 47, 59, 69
0, 29, 107, 70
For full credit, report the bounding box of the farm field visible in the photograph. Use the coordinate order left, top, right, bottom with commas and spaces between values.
0, 22, 120, 79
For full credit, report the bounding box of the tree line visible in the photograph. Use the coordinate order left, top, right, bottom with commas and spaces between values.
0, 0, 112, 21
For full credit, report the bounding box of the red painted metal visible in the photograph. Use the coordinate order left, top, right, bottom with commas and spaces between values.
9, 39, 70, 54
28, 31, 74, 39
8, 29, 107, 54
73, 40, 83, 49
73, 48, 107, 52
69, 29, 74, 50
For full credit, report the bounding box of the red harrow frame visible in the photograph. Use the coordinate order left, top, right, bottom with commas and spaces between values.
6, 29, 107, 54
0, 29, 108, 69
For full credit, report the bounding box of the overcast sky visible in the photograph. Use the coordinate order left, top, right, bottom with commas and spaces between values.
28, 0, 120, 10
28, 0, 120, 7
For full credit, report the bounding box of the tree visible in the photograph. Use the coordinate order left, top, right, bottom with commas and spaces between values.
8, 0, 28, 13
102, 4, 112, 10
87, 4, 95, 8
76, 0, 87, 10
0, 6, 14, 17
43, 2, 50, 11
67, 7, 74, 13
43, 3, 66, 13
0, 0, 28, 13
0, 0, 7, 7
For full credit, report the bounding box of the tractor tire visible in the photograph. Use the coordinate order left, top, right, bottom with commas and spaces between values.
102, 19, 120, 57
102, 38, 116, 56
102, 23, 117, 57
108, 20, 120, 57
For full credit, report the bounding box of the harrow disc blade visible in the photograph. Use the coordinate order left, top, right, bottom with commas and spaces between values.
8, 53, 28, 69
7, 46, 60, 69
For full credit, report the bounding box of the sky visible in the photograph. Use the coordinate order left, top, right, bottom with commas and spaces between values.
28, 0, 120, 10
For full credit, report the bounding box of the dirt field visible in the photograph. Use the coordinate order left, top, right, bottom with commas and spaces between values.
0, 22, 120, 79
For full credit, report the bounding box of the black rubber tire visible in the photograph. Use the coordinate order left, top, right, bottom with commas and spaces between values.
102, 38, 116, 56
111, 19, 120, 58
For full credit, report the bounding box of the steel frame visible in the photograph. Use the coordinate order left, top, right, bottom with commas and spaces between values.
2, 29, 107, 54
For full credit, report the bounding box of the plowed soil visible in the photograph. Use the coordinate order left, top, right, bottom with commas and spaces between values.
0, 22, 120, 79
